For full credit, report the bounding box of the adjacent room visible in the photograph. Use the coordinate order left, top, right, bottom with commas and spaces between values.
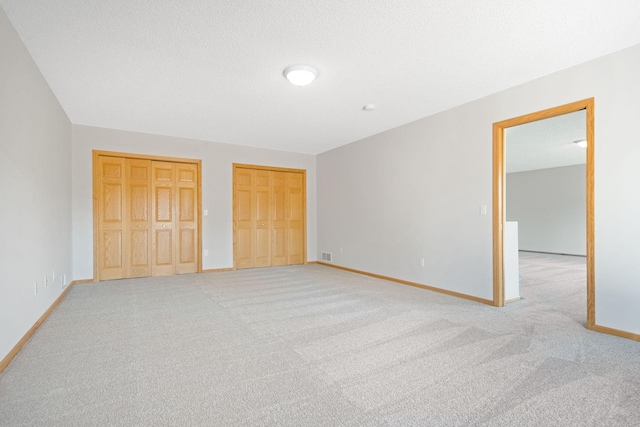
504, 110, 587, 323
1, 1, 640, 425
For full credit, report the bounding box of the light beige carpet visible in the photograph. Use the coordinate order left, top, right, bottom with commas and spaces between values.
1, 256, 639, 426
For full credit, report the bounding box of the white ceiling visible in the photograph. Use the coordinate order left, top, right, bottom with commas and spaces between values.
506, 110, 586, 173
2, 1, 640, 155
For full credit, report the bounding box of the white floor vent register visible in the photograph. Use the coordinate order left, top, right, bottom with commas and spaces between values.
321, 252, 333, 262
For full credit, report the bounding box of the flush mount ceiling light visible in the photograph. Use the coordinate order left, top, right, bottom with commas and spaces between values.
574, 139, 587, 148
283, 64, 317, 86
362, 104, 376, 112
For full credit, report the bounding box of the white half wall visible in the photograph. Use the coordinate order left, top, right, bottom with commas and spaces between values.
0, 8, 72, 362
318, 43, 640, 335
72, 125, 317, 279
506, 165, 586, 256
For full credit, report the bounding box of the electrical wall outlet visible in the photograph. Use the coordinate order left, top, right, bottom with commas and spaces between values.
420, 258, 425, 267
62, 274, 67, 288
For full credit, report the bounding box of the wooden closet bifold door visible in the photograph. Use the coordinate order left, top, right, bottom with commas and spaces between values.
271, 171, 287, 266
125, 159, 152, 278
175, 162, 198, 274
233, 164, 306, 270
235, 168, 255, 269
254, 170, 271, 267
94, 151, 200, 281
151, 161, 176, 276
97, 156, 126, 280
151, 161, 199, 276
286, 172, 304, 265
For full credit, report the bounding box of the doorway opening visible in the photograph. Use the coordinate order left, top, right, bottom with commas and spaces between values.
492, 98, 595, 329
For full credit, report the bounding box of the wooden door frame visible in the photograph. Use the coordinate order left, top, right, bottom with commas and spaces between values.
492, 98, 595, 329
232, 163, 307, 269
93, 150, 203, 281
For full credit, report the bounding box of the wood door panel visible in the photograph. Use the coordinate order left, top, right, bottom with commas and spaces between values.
288, 228, 303, 265
155, 229, 173, 265
287, 172, 304, 265
129, 229, 151, 277
255, 228, 270, 267
271, 171, 287, 266
233, 165, 305, 269
176, 163, 198, 273
255, 170, 271, 267
96, 153, 200, 280
179, 229, 195, 264
256, 189, 269, 222
102, 230, 123, 269
179, 168, 195, 183
97, 157, 125, 279
288, 191, 303, 222
154, 167, 173, 182
102, 163, 123, 179
103, 184, 123, 222
236, 169, 252, 186
155, 187, 173, 222
130, 230, 149, 266
273, 193, 285, 222
125, 158, 152, 277
236, 228, 253, 268
234, 168, 255, 269
129, 186, 148, 221
255, 185, 270, 266
255, 171, 270, 187
152, 162, 175, 276
179, 188, 195, 221
237, 190, 252, 221
130, 165, 148, 180
272, 228, 287, 266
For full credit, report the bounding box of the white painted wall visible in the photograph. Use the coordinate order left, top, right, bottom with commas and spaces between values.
0, 8, 72, 361
72, 125, 317, 279
506, 165, 586, 256
318, 44, 640, 335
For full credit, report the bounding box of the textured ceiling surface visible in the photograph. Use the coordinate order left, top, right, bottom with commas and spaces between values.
506, 110, 586, 173
2, 1, 640, 154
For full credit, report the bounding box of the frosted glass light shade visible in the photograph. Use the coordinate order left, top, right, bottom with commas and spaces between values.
284, 65, 317, 86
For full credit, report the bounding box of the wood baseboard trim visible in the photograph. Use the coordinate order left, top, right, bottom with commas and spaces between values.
317, 262, 493, 306
591, 324, 640, 342
201, 268, 235, 273
70, 279, 94, 285
306, 261, 319, 265
317, 263, 639, 342
0, 283, 75, 374
519, 250, 586, 258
